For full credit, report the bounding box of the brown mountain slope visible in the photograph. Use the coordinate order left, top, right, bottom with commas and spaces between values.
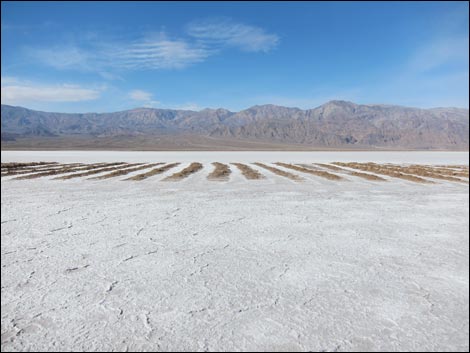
1, 101, 468, 150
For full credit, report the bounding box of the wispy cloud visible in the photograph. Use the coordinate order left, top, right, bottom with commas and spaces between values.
98, 71, 125, 81
25, 19, 279, 75
128, 89, 159, 107
112, 34, 212, 70
381, 34, 470, 108
409, 36, 469, 72
175, 102, 203, 111
187, 18, 279, 52
28, 46, 94, 71
27, 34, 212, 73
1, 76, 21, 84
1, 77, 102, 104
129, 89, 153, 101
1, 20, 57, 32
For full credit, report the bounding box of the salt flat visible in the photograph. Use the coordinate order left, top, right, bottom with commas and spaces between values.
2, 150, 469, 164
1, 153, 469, 351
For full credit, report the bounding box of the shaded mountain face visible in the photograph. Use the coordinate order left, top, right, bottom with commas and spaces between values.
1, 101, 468, 149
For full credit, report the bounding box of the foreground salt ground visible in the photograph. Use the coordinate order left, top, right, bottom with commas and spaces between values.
1, 164, 469, 351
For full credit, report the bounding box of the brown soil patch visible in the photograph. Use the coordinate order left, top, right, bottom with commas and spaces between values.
126, 163, 180, 181
314, 163, 344, 171
207, 163, 231, 181
349, 171, 387, 181
12, 163, 108, 180
379, 164, 468, 184
333, 162, 433, 184
162, 163, 203, 181
253, 163, 304, 181
231, 163, 265, 180
436, 165, 469, 170
276, 163, 343, 181
1, 163, 82, 176
437, 170, 468, 178
310, 163, 386, 181
54, 163, 131, 180
408, 165, 469, 178
89, 163, 162, 180
1, 162, 58, 170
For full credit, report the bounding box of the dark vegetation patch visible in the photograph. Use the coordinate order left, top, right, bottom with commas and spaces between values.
314, 163, 344, 171
308, 163, 386, 181
126, 163, 181, 181
253, 163, 304, 181
12, 163, 109, 180
379, 164, 468, 184
207, 163, 231, 181
1, 161, 58, 169
162, 163, 203, 181
333, 162, 433, 184
231, 163, 265, 180
275, 163, 343, 181
1, 163, 82, 176
54, 163, 131, 180
88, 163, 163, 180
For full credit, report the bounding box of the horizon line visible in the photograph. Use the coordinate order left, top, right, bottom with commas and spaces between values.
2, 100, 469, 115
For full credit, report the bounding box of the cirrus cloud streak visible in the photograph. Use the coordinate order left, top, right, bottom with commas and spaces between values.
1, 78, 102, 104
187, 17, 279, 52
25, 18, 279, 75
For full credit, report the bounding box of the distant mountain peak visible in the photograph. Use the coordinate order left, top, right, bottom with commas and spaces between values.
130, 107, 157, 112
323, 100, 357, 107
1, 102, 468, 150
200, 107, 232, 113
244, 104, 301, 112
251, 104, 281, 108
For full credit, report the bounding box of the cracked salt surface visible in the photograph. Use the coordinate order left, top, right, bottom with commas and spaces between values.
1, 152, 469, 351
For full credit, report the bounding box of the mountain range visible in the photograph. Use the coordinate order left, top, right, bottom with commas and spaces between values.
1, 101, 468, 150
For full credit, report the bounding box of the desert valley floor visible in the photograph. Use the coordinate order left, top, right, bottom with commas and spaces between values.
1, 151, 469, 351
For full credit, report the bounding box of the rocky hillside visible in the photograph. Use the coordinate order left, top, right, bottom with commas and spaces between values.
1, 101, 468, 149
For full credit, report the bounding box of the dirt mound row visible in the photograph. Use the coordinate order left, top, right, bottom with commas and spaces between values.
408, 165, 469, 178
89, 163, 163, 180
348, 171, 387, 181
54, 163, 131, 180
6, 160, 465, 184
1, 162, 58, 170
434, 169, 468, 178
314, 163, 344, 171
310, 163, 386, 181
276, 163, 343, 181
12, 163, 112, 180
436, 165, 469, 170
163, 163, 203, 181
378, 164, 468, 184
1, 163, 85, 177
333, 162, 433, 184
231, 163, 265, 180
126, 163, 180, 181
207, 163, 231, 181
253, 163, 304, 181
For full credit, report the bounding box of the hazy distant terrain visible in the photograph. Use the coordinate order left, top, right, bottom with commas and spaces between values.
2, 101, 468, 150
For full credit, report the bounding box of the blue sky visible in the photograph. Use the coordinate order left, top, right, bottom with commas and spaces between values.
1, 1, 468, 112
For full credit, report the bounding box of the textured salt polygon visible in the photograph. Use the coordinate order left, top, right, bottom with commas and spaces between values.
1, 152, 468, 351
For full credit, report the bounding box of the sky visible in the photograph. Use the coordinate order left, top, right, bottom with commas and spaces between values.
1, 1, 469, 113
